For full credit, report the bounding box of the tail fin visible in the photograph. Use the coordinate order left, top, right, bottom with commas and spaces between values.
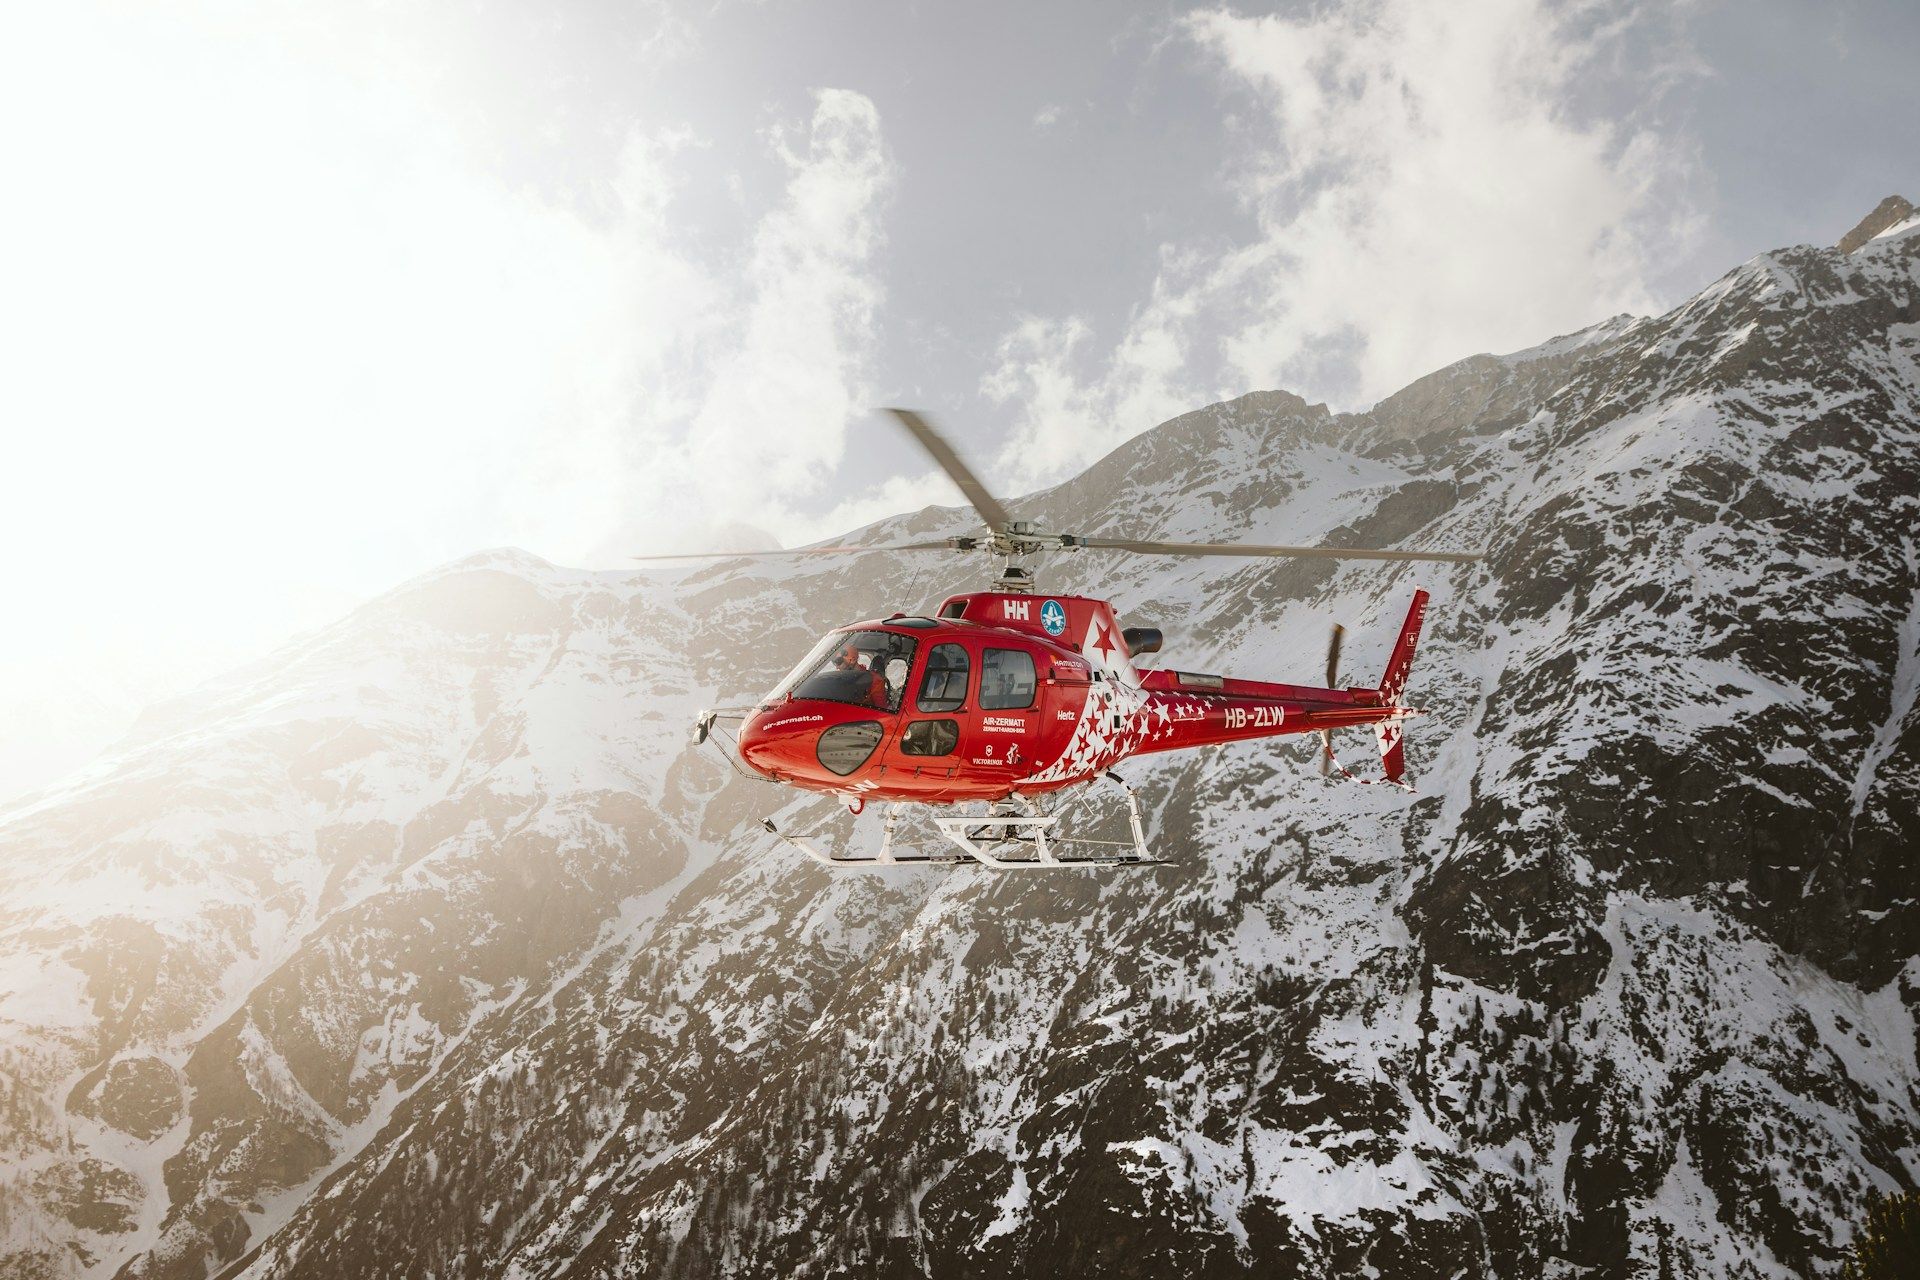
1378, 589, 1429, 706
1375, 589, 1429, 787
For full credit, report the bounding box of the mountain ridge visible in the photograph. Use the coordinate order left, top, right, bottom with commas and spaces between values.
1, 213, 1917, 1279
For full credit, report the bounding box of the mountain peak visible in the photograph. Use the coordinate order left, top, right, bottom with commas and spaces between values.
437, 545, 560, 577
1837, 193, 1915, 254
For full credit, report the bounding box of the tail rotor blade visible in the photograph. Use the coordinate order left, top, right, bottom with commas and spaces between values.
1319, 623, 1346, 777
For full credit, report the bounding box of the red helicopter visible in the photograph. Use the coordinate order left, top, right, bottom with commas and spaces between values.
653, 410, 1480, 869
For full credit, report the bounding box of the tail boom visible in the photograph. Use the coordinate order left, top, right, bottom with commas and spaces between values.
1124, 589, 1433, 785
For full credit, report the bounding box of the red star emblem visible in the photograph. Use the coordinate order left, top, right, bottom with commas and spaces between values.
1091, 618, 1118, 660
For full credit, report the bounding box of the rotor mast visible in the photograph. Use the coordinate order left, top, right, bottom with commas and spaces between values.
946, 520, 1045, 592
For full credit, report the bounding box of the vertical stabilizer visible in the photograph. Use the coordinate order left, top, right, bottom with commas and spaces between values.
1077, 599, 1141, 684
1378, 589, 1429, 706
1375, 589, 1429, 787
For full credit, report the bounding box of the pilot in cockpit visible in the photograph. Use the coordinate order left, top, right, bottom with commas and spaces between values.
818, 644, 884, 709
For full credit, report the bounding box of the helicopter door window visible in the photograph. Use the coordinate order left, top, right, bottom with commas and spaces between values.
780, 630, 919, 712
979, 648, 1037, 710
917, 644, 970, 713
900, 719, 959, 756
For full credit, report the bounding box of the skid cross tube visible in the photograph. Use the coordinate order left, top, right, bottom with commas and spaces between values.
929, 813, 1063, 867
762, 774, 1160, 869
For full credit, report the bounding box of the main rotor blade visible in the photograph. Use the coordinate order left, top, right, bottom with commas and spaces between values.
1061, 536, 1484, 564
1325, 623, 1346, 688
631, 540, 958, 563
882, 408, 1014, 534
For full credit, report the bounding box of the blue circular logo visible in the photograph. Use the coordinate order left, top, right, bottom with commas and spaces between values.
1040, 599, 1067, 637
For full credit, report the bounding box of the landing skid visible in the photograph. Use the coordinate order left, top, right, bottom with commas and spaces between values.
764, 773, 1163, 870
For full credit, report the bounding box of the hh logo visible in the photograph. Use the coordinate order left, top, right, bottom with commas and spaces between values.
1002, 599, 1030, 621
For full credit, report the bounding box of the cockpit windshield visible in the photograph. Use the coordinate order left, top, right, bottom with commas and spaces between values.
764, 629, 919, 713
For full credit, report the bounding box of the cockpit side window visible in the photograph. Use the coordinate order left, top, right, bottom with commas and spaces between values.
917, 643, 970, 712
775, 629, 919, 712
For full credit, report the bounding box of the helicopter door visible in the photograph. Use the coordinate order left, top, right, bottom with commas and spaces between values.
967, 646, 1040, 775
892, 643, 969, 777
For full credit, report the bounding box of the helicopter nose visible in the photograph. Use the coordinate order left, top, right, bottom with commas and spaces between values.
738, 706, 884, 783
737, 708, 811, 777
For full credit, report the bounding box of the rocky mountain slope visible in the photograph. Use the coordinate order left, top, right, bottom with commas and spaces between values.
2, 208, 1917, 1279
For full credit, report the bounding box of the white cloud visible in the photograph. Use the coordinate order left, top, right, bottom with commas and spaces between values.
986, 0, 1702, 489
671, 90, 892, 538
567, 88, 893, 561
984, 252, 1208, 487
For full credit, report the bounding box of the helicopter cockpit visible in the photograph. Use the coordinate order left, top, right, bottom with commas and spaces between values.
766, 629, 917, 713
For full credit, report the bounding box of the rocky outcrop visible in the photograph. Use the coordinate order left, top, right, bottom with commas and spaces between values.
1839, 194, 1914, 254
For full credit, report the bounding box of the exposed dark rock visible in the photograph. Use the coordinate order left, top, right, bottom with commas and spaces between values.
1839, 195, 1915, 254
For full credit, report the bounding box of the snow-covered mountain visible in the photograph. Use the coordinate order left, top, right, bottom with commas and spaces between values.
2, 202, 1917, 1280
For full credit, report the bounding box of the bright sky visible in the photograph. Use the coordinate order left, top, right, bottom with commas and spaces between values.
0, 0, 1913, 798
